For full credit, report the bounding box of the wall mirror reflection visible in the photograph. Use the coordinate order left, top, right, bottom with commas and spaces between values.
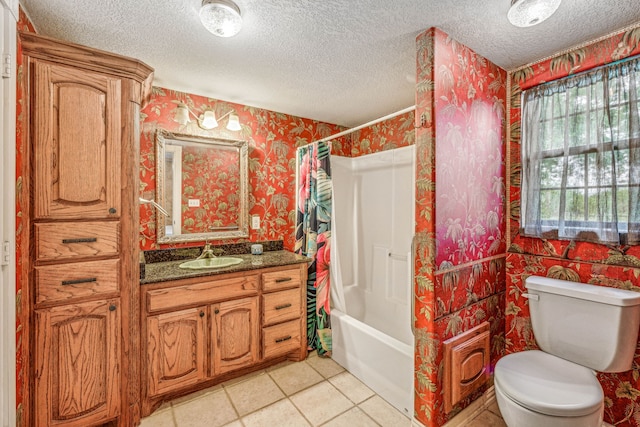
155, 130, 249, 243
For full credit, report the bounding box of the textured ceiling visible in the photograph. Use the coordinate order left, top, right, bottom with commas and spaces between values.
19, 0, 640, 127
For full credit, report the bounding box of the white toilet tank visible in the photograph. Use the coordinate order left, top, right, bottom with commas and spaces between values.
526, 276, 640, 372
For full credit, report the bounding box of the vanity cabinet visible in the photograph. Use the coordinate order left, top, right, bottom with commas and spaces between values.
212, 297, 260, 375
19, 32, 153, 427
147, 306, 207, 397
141, 263, 307, 416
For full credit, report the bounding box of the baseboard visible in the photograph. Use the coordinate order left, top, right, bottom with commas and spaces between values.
410, 387, 615, 427
410, 387, 496, 427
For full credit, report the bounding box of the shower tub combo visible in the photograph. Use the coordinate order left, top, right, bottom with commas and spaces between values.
330, 145, 415, 416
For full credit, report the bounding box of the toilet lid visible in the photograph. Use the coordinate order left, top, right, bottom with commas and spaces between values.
495, 350, 603, 417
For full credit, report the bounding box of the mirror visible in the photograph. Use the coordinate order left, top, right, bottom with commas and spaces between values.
155, 130, 249, 243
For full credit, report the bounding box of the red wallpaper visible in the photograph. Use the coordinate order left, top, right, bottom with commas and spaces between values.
414, 28, 507, 426
15, 8, 36, 423
179, 145, 241, 232
349, 111, 415, 157
140, 87, 345, 250
507, 25, 640, 427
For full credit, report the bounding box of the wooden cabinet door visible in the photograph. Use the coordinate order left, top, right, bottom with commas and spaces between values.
212, 297, 259, 375
33, 60, 121, 220
147, 307, 207, 397
35, 299, 120, 427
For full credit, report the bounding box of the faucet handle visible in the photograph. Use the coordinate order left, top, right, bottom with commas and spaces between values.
212, 248, 224, 256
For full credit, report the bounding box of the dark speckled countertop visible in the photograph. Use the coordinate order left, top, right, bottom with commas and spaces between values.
141, 250, 311, 285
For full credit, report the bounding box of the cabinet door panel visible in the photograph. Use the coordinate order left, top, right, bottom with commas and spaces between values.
212, 297, 259, 375
33, 61, 121, 219
35, 299, 120, 427
147, 307, 207, 396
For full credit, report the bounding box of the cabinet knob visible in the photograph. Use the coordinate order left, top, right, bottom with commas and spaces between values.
109, 304, 117, 311
214, 309, 220, 314
199, 311, 205, 317
109, 207, 117, 214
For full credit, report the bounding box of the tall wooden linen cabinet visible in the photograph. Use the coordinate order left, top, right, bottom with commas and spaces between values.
19, 32, 153, 427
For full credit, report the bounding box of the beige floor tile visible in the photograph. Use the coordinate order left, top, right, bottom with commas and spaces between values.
358, 396, 411, 427
242, 398, 311, 427
225, 372, 285, 416
467, 410, 507, 427
291, 381, 354, 426
170, 384, 222, 407
487, 400, 503, 417
306, 355, 345, 379
328, 372, 374, 404
222, 421, 244, 427
172, 389, 237, 427
270, 360, 325, 395
321, 407, 378, 427
139, 407, 176, 427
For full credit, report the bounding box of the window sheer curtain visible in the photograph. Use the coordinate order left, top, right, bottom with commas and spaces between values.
521, 56, 640, 245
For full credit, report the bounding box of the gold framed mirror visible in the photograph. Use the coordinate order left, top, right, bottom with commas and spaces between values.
155, 130, 249, 243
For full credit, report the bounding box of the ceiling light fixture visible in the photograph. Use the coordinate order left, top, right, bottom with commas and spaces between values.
174, 103, 241, 131
508, 0, 561, 27
199, 0, 243, 37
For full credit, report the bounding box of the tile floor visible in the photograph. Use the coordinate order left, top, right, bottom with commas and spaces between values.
140, 352, 506, 427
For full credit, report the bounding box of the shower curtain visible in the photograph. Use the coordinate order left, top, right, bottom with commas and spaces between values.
295, 141, 332, 356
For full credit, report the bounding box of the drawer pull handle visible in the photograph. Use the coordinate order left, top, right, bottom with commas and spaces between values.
61, 278, 97, 286
275, 303, 292, 310
275, 277, 292, 283
109, 304, 117, 311
214, 309, 220, 314
199, 311, 205, 317
275, 335, 292, 343
62, 237, 97, 244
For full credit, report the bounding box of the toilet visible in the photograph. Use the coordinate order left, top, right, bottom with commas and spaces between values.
495, 276, 640, 427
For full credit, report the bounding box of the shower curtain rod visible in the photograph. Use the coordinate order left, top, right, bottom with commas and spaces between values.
299, 105, 416, 150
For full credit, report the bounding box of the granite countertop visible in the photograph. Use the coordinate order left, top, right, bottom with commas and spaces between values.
141, 250, 311, 285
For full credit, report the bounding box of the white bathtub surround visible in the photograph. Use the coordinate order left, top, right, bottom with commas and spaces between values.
330, 145, 416, 417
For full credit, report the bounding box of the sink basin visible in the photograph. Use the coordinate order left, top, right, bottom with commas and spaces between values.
179, 257, 244, 270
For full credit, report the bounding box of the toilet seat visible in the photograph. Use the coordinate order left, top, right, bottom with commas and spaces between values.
495, 350, 603, 417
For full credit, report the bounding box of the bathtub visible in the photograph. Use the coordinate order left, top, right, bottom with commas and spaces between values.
330, 146, 415, 417
331, 308, 414, 416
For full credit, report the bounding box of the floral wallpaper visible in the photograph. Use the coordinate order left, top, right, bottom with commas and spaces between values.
15, 8, 36, 424
507, 25, 640, 427
414, 28, 507, 426
140, 87, 345, 251
349, 111, 415, 156
179, 145, 241, 232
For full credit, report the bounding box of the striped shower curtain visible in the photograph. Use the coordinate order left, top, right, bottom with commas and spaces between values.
295, 141, 332, 356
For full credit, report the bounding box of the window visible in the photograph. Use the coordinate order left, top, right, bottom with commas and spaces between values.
520, 56, 640, 244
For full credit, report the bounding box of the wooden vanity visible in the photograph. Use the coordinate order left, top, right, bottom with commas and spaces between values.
140, 256, 308, 416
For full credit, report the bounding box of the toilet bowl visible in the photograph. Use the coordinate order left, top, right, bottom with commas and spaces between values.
494, 276, 640, 427
495, 350, 603, 427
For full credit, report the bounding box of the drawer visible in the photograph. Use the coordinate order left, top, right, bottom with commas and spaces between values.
262, 288, 301, 326
262, 268, 302, 292
146, 275, 259, 313
35, 259, 120, 305
263, 320, 301, 359
35, 221, 120, 262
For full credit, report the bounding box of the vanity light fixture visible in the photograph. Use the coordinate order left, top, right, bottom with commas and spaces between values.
174, 103, 241, 131
508, 0, 561, 27
199, 0, 243, 38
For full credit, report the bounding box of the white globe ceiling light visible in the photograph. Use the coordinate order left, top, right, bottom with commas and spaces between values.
508, 0, 562, 27
199, 0, 243, 37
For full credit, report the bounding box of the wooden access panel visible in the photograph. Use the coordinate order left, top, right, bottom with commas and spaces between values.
443, 321, 490, 413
